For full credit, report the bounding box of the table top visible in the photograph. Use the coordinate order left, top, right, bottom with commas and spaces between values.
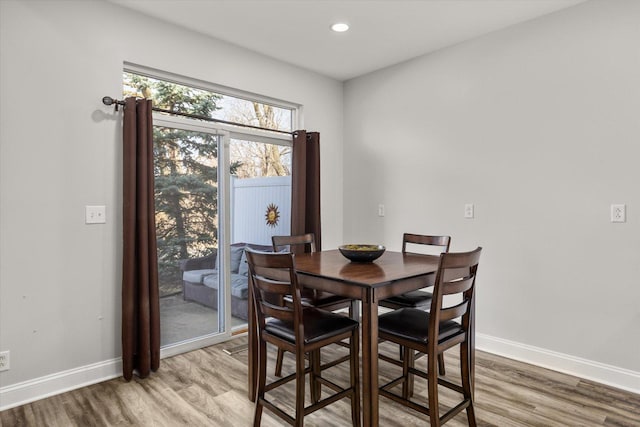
294, 249, 440, 288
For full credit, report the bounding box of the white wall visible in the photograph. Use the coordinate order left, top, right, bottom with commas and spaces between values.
344, 0, 640, 391
0, 0, 343, 407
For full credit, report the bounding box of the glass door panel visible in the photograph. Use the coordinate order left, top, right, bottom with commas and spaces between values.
154, 125, 222, 346
228, 137, 292, 328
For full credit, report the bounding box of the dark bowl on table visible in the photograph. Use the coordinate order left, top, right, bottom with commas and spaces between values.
338, 244, 386, 262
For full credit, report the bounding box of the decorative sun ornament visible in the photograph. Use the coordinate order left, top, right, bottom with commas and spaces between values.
265, 203, 280, 228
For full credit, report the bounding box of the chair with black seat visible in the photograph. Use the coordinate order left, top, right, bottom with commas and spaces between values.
246, 249, 360, 427
272, 233, 358, 377
380, 233, 451, 310
378, 247, 482, 427
379, 233, 451, 378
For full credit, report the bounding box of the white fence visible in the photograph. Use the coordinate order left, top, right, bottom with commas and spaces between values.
231, 176, 291, 246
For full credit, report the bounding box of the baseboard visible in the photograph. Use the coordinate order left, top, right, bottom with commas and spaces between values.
476, 333, 640, 395
0, 358, 122, 411
2, 334, 638, 411
0, 332, 242, 411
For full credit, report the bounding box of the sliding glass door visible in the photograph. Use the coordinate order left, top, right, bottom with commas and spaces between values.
123, 67, 295, 356
226, 136, 292, 331
152, 122, 228, 348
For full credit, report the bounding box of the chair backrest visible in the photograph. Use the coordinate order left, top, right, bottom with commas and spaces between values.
272, 233, 316, 254
429, 247, 482, 344
245, 248, 304, 335
402, 233, 451, 255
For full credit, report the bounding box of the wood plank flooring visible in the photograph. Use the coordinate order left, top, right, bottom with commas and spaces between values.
2, 336, 638, 426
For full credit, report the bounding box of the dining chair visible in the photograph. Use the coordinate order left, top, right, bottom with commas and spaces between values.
380, 233, 451, 310
378, 247, 482, 427
246, 249, 361, 427
379, 233, 451, 378
272, 233, 358, 377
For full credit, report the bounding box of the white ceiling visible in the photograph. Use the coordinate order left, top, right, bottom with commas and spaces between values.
109, 0, 587, 81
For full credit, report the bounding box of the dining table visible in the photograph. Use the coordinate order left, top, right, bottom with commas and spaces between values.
247, 249, 455, 426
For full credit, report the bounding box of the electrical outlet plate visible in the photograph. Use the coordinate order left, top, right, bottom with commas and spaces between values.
464, 203, 474, 219
0, 351, 9, 371
611, 204, 626, 223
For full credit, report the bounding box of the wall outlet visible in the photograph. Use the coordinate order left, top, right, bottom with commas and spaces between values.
611, 204, 626, 223
464, 203, 474, 219
378, 204, 385, 217
0, 351, 9, 371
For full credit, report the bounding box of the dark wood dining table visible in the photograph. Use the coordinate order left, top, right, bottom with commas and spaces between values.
247, 249, 445, 426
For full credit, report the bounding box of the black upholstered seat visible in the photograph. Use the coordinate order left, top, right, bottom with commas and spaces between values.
381, 290, 433, 309
379, 233, 450, 311
246, 249, 360, 426
272, 233, 358, 378
379, 307, 463, 345
378, 247, 482, 427
379, 233, 451, 378
266, 307, 359, 345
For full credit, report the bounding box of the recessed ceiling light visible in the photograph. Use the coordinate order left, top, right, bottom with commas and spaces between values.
331, 23, 349, 33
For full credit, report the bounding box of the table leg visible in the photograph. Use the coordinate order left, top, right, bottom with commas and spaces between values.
248, 279, 257, 402
470, 291, 476, 397
361, 288, 379, 427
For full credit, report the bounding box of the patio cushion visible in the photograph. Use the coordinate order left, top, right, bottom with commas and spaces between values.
230, 274, 249, 299
202, 272, 249, 299
238, 250, 249, 276
182, 269, 216, 284
214, 245, 246, 273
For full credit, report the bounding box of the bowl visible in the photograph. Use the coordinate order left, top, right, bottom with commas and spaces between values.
338, 244, 386, 262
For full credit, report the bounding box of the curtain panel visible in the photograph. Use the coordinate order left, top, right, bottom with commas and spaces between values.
291, 130, 322, 252
121, 97, 160, 381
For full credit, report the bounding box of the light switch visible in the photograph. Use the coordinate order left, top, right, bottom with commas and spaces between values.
85, 205, 106, 224
378, 204, 385, 217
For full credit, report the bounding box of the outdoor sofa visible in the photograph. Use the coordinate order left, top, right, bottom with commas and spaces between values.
179, 242, 272, 320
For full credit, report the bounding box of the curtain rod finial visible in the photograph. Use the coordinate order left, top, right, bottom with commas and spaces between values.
102, 96, 116, 106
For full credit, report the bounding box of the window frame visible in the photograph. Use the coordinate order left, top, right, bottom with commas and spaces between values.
124, 62, 301, 134
130, 66, 299, 357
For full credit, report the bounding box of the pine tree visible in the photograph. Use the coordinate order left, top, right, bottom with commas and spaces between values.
123, 73, 228, 293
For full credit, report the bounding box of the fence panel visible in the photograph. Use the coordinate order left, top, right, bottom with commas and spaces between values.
231, 176, 291, 246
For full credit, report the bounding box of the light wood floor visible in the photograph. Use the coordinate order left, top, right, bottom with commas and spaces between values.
1, 336, 638, 426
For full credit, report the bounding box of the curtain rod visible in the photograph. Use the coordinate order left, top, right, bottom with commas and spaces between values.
101, 96, 294, 136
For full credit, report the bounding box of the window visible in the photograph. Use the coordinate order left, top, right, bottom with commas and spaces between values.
123, 72, 292, 132
123, 68, 296, 350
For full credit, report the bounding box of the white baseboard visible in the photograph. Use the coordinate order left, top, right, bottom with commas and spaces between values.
2, 334, 638, 411
0, 333, 239, 411
476, 333, 640, 395
0, 358, 122, 411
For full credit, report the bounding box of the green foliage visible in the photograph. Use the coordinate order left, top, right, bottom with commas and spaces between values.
123, 72, 225, 290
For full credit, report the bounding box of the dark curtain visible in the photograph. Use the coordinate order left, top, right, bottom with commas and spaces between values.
121, 97, 160, 381
291, 130, 321, 252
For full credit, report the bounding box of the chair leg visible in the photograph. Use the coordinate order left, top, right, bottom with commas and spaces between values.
401, 348, 445, 375
275, 348, 285, 377
350, 329, 361, 427
438, 353, 446, 376
310, 349, 321, 403
295, 348, 306, 427
427, 350, 441, 427
401, 346, 413, 400
253, 339, 268, 427
460, 342, 477, 427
